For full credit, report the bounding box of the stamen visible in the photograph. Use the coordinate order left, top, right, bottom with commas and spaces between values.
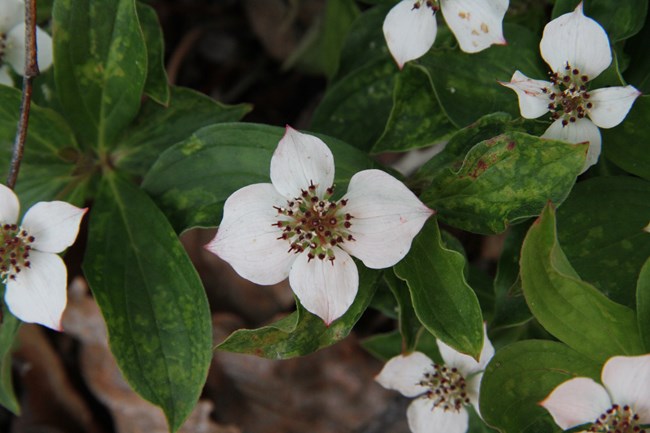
0, 224, 36, 283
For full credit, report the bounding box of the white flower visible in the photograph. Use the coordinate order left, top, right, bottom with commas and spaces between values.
382, 0, 509, 68
0, 0, 53, 86
0, 184, 86, 331
540, 353, 650, 432
375, 326, 494, 433
500, 2, 641, 173
205, 126, 433, 325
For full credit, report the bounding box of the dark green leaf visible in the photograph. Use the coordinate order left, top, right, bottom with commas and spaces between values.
552, 0, 648, 42
116, 86, 251, 177
480, 340, 600, 433
384, 271, 420, 352
361, 329, 441, 363
557, 176, 650, 307
217, 267, 380, 358
394, 219, 484, 359
421, 132, 586, 234
372, 64, 456, 154
137, 2, 170, 106
637, 257, 650, 351
53, 0, 147, 149
283, 0, 359, 78
417, 24, 546, 128
311, 58, 397, 151
603, 96, 650, 180
0, 307, 20, 415
520, 204, 645, 363
142, 123, 377, 232
83, 175, 212, 432
624, 12, 650, 92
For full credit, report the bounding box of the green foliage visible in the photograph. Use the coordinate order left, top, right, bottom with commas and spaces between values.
217, 267, 380, 358
638, 257, 650, 351
520, 204, 645, 363
394, 219, 484, 359
83, 175, 212, 431
0, 305, 20, 415
137, 2, 170, 106
480, 340, 600, 433
384, 271, 420, 352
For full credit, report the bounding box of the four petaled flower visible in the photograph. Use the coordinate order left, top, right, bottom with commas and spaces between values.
0, 184, 87, 331
375, 327, 494, 433
0, 0, 53, 86
541, 353, 650, 433
206, 126, 433, 325
383, 0, 509, 68
501, 2, 641, 172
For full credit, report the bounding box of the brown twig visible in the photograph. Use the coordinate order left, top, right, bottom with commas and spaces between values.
7, 0, 39, 189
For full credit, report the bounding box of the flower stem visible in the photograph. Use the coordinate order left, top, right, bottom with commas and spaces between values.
7, 0, 39, 190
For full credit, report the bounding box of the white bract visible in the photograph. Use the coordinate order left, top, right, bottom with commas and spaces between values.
0, 184, 86, 331
375, 327, 494, 433
383, 0, 509, 68
501, 2, 641, 173
0, 0, 53, 86
206, 126, 433, 325
541, 353, 650, 433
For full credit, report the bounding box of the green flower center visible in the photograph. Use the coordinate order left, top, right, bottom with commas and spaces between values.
419, 363, 470, 413
543, 62, 593, 126
589, 404, 646, 433
273, 183, 355, 264
0, 223, 34, 282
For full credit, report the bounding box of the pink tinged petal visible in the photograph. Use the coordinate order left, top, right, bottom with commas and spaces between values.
0, 183, 20, 224
540, 377, 612, 430
288, 246, 358, 325
382, 0, 438, 69
206, 183, 297, 286
22, 201, 87, 254
4, 251, 67, 331
407, 398, 469, 433
0, 66, 13, 86
587, 85, 641, 129
601, 354, 650, 423
375, 351, 433, 398
440, 0, 508, 53
270, 126, 335, 199
499, 71, 552, 119
542, 117, 601, 173
539, 2, 611, 78
0, 0, 24, 34
340, 169, 433, 269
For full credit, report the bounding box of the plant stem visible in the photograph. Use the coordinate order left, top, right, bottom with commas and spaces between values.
7, 0, 39, 189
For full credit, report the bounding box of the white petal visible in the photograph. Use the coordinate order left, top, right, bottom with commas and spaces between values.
4, 250, 67, 331
22, 201, 87, 254
288, 246, 358, 325
539, 377, 611, 430
540, 2, 611, 78
0, 183, 20, 224
4, 24, 54, 76
206, 183, 297, 285
587, 85, 641, 129
382, 0, 438, 69
542, 117, 601, 173
270, 126, 335, 199
0, 65, 14, 86
375, 352, 433, 398
0, 0, 24, 34
437, 324, 494, 377
440, 0, 508, 53
339, 169, 433, 269
499, 71, 552, 119
601, 354, 650, 423
466, 372, 483, 409
407, 398, 469, 433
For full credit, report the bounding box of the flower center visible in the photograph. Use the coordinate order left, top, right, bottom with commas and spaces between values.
0, 224, 34, 282
419, 363, 470, 412
543, 62, 593, 127
411, 0, 439, 13
589, 404, 646, 433
273, 183, 355, 264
